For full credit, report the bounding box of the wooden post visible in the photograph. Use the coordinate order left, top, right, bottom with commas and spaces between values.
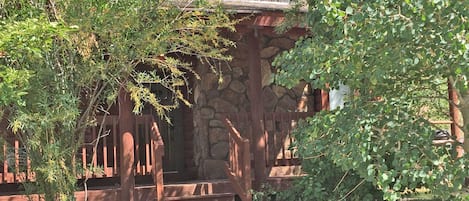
321, 89, 330, 111
242, 138, 252, 201
448, 82, 464, 157
119, 87, 135, 201
247, 29, 266, 190
151, 121, 165, 201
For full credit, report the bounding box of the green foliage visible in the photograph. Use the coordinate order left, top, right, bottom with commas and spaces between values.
274, 0, 469, 200
0, 67, 31, 107
280, 167, 382, 201
252, 172, 381, 201
0, 0, 235, 200
293, 109, 468, 200
251, 184, 279, 201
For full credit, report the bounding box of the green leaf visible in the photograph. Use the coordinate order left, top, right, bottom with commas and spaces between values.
345, 6, 353, 15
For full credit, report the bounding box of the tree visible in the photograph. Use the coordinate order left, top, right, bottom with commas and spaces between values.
0, 0, 235, 200
274, 0, 469, 200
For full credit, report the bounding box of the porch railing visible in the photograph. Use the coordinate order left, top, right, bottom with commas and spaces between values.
80, 114, 155, 179
263, 112, 313, 167
223, 118, 252, 201
0, 114, 160, 184
225, 111, 313, 167
1, 137, 30, 183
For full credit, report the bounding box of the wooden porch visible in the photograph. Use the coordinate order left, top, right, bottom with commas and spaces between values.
0, 110, 311, 201
0, 177, 301, 201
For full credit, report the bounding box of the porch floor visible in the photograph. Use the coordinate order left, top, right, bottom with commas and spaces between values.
0, 176, 300, 201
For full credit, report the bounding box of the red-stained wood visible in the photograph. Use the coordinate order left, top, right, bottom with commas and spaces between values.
321, 89, 330, 111
233, 12, 308, 44
26, 153, 31, 181
95, 115, 119, 178
234, 12, 307, 30
2, 143, 5, 183
263, 112, 313, 167
135, 119, 141, 175
151, 120, 165, 201
3, 142, 13, 183
144, 119, 151, 174
103, 128, 110, 177
92, 126, 98, 177
112, 118, 118, 176
1, 114, 159, 186
250, 12, 285, 27
118, 88, 135, 201
14, 140, 19, 182
2, 178, 290, 201
224, 118, 252, 201
82, 132, 87, 178
247, 29, 267, 190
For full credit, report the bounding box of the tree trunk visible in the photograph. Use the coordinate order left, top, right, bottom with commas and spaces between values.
458, 92, 469, 154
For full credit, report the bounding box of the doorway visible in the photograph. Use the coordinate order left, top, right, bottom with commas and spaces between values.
143, 84, 186, 176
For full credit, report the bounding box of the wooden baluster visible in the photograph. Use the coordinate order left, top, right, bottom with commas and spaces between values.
14, 139, 19, 182
229, 137, 232, 172
26, 152, 31, 181
287, 113, 294, 165
145, 116, 151, 174
103, 124, 110, 177
82, 130, 87, 179
2, 143, 6, 183
135, 117, 141, 175
281, 113, 287, 164
264, 113, 269, 166
112, 117, 118, 176
234, 137, 239, 177
290, 112, 298, 159
243, 138, 252, 201
273, 113, 278, 166
5, 141, 13, 183
230, 137, 234, 171
92, 126, 97, 178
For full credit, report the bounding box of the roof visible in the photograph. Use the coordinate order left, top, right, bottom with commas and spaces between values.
173, 0, 306, 13
220, 0, 293, 12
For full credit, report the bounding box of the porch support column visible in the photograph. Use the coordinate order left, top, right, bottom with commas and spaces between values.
321, 89, 330, 111
119, 87, 135, 201
247, 29, 266, 190
448, 83, 464, 157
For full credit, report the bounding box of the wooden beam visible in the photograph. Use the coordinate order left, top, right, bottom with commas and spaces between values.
247, 29, 267, 190
119, 87, 135, 201
251, 12, 285, 27
234, 12, 308, 35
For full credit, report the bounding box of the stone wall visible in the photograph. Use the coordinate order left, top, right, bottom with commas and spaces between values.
192, 31, 314, 179
259, 33, 311, 113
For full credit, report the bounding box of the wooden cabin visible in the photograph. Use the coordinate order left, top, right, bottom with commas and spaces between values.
0, 1, 463, 201
0, 2, 324, 200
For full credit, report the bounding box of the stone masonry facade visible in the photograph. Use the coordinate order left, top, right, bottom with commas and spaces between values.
192, 31, 313, 179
